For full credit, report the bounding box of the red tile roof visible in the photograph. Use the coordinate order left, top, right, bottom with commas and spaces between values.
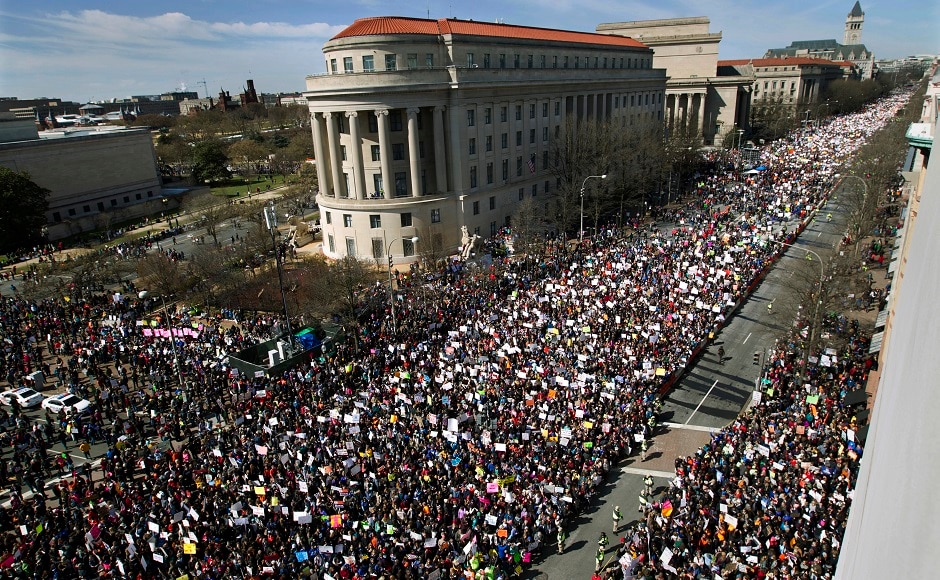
718, 57, 845, 68
332, 16, 647, 48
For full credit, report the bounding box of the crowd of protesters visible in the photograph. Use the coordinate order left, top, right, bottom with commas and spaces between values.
0, 88, 910, 579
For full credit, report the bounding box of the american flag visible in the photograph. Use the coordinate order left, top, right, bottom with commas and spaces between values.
526, 155, 536, 174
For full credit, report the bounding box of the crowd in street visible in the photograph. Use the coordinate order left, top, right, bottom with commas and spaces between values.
0, 89, 910, 579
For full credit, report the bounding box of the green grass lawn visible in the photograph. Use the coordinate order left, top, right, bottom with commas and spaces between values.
210, 176, 283, 197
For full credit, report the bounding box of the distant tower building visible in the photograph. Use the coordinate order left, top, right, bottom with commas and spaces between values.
844, 1, 864, 45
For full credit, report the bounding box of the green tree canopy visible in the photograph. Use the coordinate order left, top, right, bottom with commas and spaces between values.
0, 167, 50, 254
190, 140, 231, 184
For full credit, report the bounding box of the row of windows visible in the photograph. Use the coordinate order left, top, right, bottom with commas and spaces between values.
326, 235, 418, 260
51, 190, 154, 223
466, 52, 649, 71
328, 52, 651, 74
325, 209, 439, 230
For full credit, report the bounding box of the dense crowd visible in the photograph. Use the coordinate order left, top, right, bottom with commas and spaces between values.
0, 88, 910, 579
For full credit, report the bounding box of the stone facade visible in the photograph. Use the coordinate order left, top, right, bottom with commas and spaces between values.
596, 17, 752, 146
304, 17, 666, 264
0, 126, 164, 240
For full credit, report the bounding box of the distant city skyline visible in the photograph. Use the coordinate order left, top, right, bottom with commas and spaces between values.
0, 0, 936, 104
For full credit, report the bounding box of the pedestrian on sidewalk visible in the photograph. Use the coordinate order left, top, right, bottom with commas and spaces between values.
612, 505, 623, 532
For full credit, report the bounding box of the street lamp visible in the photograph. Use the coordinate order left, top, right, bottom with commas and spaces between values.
769, 240, 826, 379
387, 235, 419, 336
138, 290, 184, 388
579, 174, 607, 242
839, 174, 869, 197
264, 203, 295, 350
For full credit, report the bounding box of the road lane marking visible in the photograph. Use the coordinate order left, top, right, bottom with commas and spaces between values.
664, 422, 721, 433
685, 380, 719, 425
742, 332, 752, 344
621, 467, 675, 479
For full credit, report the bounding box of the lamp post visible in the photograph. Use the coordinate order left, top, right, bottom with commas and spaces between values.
769, 240, 826, 379
840, 174, 869, 197
264, 202, 294, 349
579, 174, 607, 242
138, 290, 184, 388
386, 235, 419, 336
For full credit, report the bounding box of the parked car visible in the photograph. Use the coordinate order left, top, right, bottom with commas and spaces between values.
41, 393, 92, 415
0, 387, 44, 408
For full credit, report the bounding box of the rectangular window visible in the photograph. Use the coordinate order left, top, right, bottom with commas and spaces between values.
473, 201, 480, 215
467, 109, 475, 126
514, 54, 520, 68
483, 54, 491, 68
501, 133, 508, 149
541, 55, 546, 68
528, 55, 534, 68
390, 110, 402, 131
542, 150, 549, 169
327, 234, 335, 253
343, 57, 353, 73
542, 103, 548, 117
486, 162, 493, 184
331, 59, 338, 73
529, 104, 536, 119
372, 238, 384, 261
431, 208, 441, 223
369, 214, 382, 228
529, 129, 536, 144
544, 180, 550, 193
110, 199, 117, 207
542, 127, 548, 142
516, 131, 522, 146
400, 212, 412, 227
501, 160, 509, 180
470, 166, 478, 188
325, 211, 332, 224
531, 184, 538, 196
467, 52, 475, 67
594, 57, 599, 68
516, 156, 523, 176
368, 114, 378, 132
518, 188, 525, 201
574, 56, 580, 69
69, 208, 76, 216
603, 57, 608, 68
500, 107, 508, 123
373, 175, 383, 197
362, 55, 374, 72
555, 101, 560, 116
468, 138, 476, 155
407, 53, 418, 69
395, 172, 407, 196
97, 202, 105, 211
135, 193, 141, 200
515, 105, 522, 121
343, 214, 352, 227
499, 54, 506, 68
552, 55, 558, 68
485, 135, 492, 152
392, 143, 405, 160
371, 145, 381, 162
484, 108, 492, 124
564, 56, 569, 68
426, 53, 434, 68
345, 237, 356, 257
385, 54, 397, 71
402, 237, 415, 257
419, 141, 425, 159
490, 221, 497, 235
489, 196, 496, 210
341, 145, 347, 161
52, 211, 61, 222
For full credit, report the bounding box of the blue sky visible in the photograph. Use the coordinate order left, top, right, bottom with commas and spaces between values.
0, 0, 935, 103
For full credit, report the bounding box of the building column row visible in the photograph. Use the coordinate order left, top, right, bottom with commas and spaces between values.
311, 106, 446, 201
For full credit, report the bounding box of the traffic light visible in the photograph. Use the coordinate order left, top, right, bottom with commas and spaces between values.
753, 352, 761, 365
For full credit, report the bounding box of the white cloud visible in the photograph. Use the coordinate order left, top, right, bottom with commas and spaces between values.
1, 9, 347, 101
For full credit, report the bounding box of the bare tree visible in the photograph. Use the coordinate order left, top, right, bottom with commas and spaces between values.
183, 191, 236, 246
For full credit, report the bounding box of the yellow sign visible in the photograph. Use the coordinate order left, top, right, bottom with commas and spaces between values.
183, 543, 196, 555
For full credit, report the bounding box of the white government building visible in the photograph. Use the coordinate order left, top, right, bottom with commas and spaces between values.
304, 16, 666, 264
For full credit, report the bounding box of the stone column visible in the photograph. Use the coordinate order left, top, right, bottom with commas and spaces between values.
324, 112, 344, 198
311, 113, 331, 197
406, 107, 422, 197
346, 111, 365, 200
375, 110, 392, 199
433, 105, 447, 193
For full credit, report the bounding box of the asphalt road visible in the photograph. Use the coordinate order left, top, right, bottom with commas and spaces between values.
532, 186, 853, 578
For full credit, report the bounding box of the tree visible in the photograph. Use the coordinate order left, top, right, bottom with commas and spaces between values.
0, 168, 50, 254
136, 253, 192, 298
155, 137, 192, 177
190, 140, 231, 184
511, 198, 547, 261
183, 190, 235, 246
227, 139, 269, 181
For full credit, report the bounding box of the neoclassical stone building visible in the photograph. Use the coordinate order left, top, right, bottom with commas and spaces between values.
304, 17, 666, 264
